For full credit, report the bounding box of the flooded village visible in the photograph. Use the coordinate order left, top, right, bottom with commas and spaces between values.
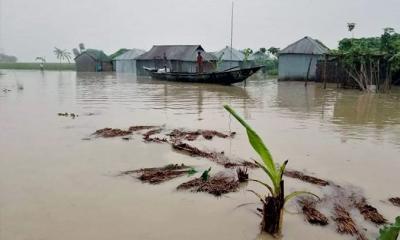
1, 1, 400, 240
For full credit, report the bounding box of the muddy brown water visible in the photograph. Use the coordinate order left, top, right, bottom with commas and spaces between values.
0, 70, 399, 240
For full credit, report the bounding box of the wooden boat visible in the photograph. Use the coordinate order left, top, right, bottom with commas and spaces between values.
144, 66, 262, 85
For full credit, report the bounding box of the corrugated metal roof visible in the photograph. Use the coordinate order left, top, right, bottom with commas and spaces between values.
213, 46, 245, 61
279, 37, 330, 55
75, 49, 111, 61
135, 45, 217, 61
114, 49, 146, 60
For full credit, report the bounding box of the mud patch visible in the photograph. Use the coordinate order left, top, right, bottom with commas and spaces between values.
284, 170, 330, 186
389, 197, 400, 207
120, 164, 191, 184
177, 173, 240, 196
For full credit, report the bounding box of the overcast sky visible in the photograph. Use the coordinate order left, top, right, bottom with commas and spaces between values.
1, 0, 399, 62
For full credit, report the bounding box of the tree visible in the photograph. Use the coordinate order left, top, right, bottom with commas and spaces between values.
268, 47, 280, 57
35, 57, 46, 70
53, 47, 72, 67
242, 48, 253, 62
259, 47, 267, 54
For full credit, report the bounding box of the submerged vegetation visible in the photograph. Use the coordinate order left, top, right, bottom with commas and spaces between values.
0, 62, 75, 71
224, 105, 317, 236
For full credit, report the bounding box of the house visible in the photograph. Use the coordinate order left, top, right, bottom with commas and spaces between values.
135, 45, 217, 76
114, 49, 146, 73
278, 36, 330, 81
212, 46, 245, 71
74, 49, 112, 72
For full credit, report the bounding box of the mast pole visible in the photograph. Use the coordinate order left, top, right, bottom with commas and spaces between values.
230, 1, 234, 66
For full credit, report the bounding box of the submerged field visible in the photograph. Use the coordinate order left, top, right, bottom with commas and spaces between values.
0, 62, 76, 71
0, 70, 399, 240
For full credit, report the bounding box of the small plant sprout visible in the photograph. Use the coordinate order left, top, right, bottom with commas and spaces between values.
224, 105, 318, 236
201, 167, 211, 181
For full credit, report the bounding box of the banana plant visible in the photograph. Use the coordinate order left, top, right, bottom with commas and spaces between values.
224, 105, 317, 236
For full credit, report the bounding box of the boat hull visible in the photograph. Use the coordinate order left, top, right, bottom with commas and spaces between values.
147, 66, 262, 85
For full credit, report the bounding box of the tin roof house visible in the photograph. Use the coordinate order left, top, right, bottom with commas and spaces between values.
213, 46, 245, 71
74, 49, 112, 72
114, 49, 146, 73
135, 45, 217, 76
278, 36, 329, 81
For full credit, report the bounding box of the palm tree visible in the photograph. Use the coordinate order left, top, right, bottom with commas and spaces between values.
347, 23, 356, 38
53, 47, 72, 69
35, 56, 46, 71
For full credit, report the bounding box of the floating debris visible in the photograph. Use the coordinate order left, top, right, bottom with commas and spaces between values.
177, 173, 239, 196
172, 141, 255, 168
168, 129, 201, 141
129, 126, 157, 132
2, 88, 11, 92
143, 128, 168, 143
236, 167, 249, 182
299, 198, 329, 226
284, 170, 330, 186
94, 128, 132, 138
58, 112, 78, 118
224, 161, 258, 169
172, 141, 214, 158
333, 205, 367, 240
352, 197, 386, 225
200, 130, 232, 140
120, 164, 191, 184
168, 129, 234, 142
389, 197, 400, 207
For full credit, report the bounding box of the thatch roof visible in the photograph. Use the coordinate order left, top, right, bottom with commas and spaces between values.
136, 45, 217, 62
280, 37, 330, 55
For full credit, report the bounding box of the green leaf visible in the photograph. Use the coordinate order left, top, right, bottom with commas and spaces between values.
253, 160, 279, 195
249, 179, 274, 196
187, 168, 197, 176
378, 216, 400, 240
224, 105, 278, 185
279, 160, 289, 179
201, 167, 211, 181
284, 191, 320, 205
247, 190, 266, 204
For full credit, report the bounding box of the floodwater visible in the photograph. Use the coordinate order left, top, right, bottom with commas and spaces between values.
0, 70, 399, 240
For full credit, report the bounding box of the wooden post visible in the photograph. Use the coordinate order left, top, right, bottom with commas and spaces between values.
335, 61, 339, 88
305, 57, 313, 87
377, 59, 380, 92
323, 55, 327, 89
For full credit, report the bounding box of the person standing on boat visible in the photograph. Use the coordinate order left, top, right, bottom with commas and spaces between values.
163, 52, 168, 72
196, 51, 203, 73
